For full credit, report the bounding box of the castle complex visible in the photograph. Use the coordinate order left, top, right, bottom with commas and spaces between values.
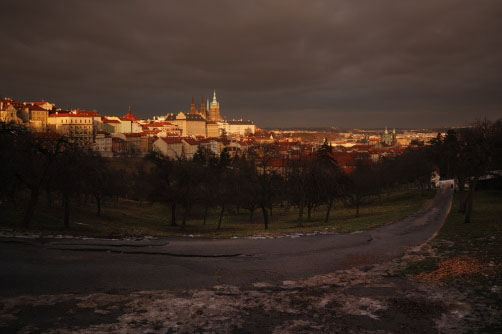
164, 91, 255, 138
188, 90, 223, 122
2, 91, 257, 159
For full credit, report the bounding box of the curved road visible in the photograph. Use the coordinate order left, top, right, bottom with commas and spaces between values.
0, 188, 452, 296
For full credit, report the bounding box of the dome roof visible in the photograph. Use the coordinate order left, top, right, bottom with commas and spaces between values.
122, 107, 139, 121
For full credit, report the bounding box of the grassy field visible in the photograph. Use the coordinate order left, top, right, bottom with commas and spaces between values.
403, 189, 502, 332
0, 188, 436, 238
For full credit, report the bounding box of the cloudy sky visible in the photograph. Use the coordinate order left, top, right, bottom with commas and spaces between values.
1, 0, 501, 128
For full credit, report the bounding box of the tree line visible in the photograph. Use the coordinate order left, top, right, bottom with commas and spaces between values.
1, 119, 501, 230
428, 119, 502, 223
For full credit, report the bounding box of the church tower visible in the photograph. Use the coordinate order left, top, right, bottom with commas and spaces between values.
189, 96, 198, 115
199, 96, 207, 119
207, 90, 223, 121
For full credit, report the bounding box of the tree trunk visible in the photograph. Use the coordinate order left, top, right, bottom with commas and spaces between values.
249, 207, 254, 223
181, 206, 189, 230
458, 190, 466, 213
355, 194, 361, 217
283, 202, 290, 213
297, 200, 304, 225
203, 206, 208, 225
23, 187, 39, 228
464, 177, 478, 224
261, 205, 269, 229
46, 189, 53, 208
95, 195, 101, 216
171, 203, 177, 226
307, 202, 312, 220
63, 194, 71, 228
217, 204, 225, 230
325, 197, 334, 223
458, 177, 466, 213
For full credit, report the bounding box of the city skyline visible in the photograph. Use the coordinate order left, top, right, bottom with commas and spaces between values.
1, 0, 501, 128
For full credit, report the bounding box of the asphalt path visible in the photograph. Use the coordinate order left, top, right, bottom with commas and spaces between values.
0, 188, 452, 297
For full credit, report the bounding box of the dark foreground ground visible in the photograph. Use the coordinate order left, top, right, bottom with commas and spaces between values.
0, 189, 500, 333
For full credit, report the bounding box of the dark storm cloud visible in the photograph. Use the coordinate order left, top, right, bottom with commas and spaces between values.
1, 0, 501, 127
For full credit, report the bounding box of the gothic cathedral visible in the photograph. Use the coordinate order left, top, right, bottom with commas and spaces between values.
189, 90, 223, 122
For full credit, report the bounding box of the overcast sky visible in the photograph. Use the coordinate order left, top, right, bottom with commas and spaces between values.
1, 0, 501, 128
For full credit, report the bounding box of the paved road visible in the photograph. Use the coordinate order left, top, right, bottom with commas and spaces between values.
0, 188, 452, 296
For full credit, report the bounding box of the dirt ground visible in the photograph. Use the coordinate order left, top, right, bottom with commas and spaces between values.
1, 242, 497, 334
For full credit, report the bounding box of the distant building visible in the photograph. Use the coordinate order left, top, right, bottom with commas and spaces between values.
222, 119, 256, 136
153, 137, 183, 159
23, 104, 49, 132
123, 133, 143, 154
199, 138, 224, 155
101, 117, 122, 133
93, 131, 113, 157
380, 127, 396, 146
0, 101, 22, 124
207, 90, 223, 121
181, 138, 199, 159
141, 121, 181, 137
112, 136, 126, 153
47, 110, 93, 145
206, 121, 220, 137
166, 112, 207, 137
24, 101, 54, 111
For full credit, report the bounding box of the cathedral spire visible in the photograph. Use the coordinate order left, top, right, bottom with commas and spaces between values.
189, 96, 197, 114
199, 96, 206, 118
211, 90, 219, 107
208, 90, 222, 121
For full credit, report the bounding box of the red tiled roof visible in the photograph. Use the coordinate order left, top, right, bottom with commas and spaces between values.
78, 110, 100, 117
331, 152, 356, 166
102, 117, 121, 124
122, 111, 139, 121
48, 113, 92, 118
162, 137, 182, 144
145, 122, 173, 127
143, 129, 162, 134
182, 138, 199, 145
350, 144, 371, 150
1, 98, 24, 109
199, 138, 216, 143
25, 105, 47, 111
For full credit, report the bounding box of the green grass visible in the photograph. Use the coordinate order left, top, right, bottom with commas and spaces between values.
401, 257, 439, 276
436, 190, 502, 262
403, 190, 502, 275
403, 189, 502, 333
0, 188, 436, 238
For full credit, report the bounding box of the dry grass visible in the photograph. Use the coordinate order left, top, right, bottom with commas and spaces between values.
414, 256, 491, 285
